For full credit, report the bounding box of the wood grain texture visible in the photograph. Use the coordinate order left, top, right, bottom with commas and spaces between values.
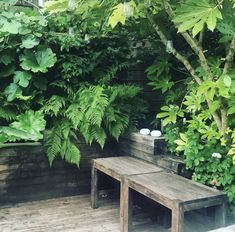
93, 156, 163, 181
0, 194, 218, 232
0, 143, 112, 204
125, 172, 227, 232
126, 172, 225, 205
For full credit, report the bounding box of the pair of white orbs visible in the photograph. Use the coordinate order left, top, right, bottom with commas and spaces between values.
139, 128, 162, 137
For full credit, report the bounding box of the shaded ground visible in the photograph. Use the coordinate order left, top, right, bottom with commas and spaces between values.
0, 194, 223, 232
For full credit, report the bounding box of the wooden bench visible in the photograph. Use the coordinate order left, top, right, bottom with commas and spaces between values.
121, 172, 227, 232
91, 156, 163, 209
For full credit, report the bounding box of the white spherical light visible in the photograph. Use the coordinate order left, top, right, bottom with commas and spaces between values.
150, 130, 162, 137
139, 128, 150, 135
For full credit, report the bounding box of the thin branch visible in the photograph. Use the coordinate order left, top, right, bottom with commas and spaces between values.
199, 26, 205, 46
163, 1, 214, 80
146, 12, 222, 131
20, 0, 42, 10
146, 14, 201, 84
223, 34, 235, 75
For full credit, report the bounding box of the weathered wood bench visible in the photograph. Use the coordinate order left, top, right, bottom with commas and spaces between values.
91, 156, 163, 209
91, 133, 227, 232
121, 172, 227, 232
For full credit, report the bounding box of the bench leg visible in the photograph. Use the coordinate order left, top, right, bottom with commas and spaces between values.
120, 178, 133, 232
91, 161, 98, 209
215, 202, 227, 228
172, 204, 184, 232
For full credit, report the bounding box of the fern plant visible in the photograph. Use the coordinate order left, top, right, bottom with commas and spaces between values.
44, 84, 146, 166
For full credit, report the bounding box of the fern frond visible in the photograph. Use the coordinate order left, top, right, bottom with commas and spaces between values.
65, 142, 81, 166
46, 122, 81, 166
93, 126, 107, 148
107, 84, 142, 103
42, 95, 66, 116
77, 85, 109, 126
66, 103, 82, 128
0, 106, 18, 121
104, 108, 130, 140
46, 125, 62, 166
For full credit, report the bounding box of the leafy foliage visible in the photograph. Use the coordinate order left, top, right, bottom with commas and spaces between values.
174, 0, 223, 36
0, 110, 46, 143
20, 47, 57, 73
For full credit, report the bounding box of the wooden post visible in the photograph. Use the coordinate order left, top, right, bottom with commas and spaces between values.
215, 201, 227, 228
120, 177, 133, 232
172, 202, 184, 232
91, 160, 98, 209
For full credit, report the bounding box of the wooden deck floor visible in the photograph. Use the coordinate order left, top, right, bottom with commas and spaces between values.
0, 194, 218, 232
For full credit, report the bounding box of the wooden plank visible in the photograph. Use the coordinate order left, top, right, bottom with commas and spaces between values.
0, 195, 217, 232
126, 172, 225, 204
93, 157, 163, 181
120, 177, 133, 232
91, 160, 98, 209
122, 132, 164, 147
172, 203, 184, 232
0, 144, 111, 204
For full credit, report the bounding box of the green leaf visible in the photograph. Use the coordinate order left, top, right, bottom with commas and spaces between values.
44, 0, 69, 14
4, 83, 22, 102
228, 106, 235, 115
20, 47, 57, 73
21, 35, 40, 49
174, 0, 222, 36
0, 65, 15, 77
108, 3, 126, 28
0, 50, 15, 65
175, 139, 186, 146
192, 17, 206, 37
13, 71, 32, 88
222, 75, 232, 87
108, 1, 136, 28
10, 110, 46, 141
0, 0, 17, 7
1, 21, 21, 34
0, 126, 35, 142
206, 8, 222, 31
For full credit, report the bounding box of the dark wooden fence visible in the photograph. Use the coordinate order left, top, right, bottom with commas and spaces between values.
0, 142, 114, 205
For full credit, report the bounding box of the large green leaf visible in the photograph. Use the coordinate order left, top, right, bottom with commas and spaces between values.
13, 71, 32, 88
0, 65, 15, 77
0, 50, 15, 65
10, 110, 46, 141
21, 35, 40, 49
174, 0, 223, 37
0, 21, 21, 34
0, 0, 17, 7
44, 0, 69, 13
20, 47, 57, 73
4, 83, 22, 102
108, 1, 136, 28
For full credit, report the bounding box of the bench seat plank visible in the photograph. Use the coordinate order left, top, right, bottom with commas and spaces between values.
93, 157, 163, 181
126, 172, 224, 204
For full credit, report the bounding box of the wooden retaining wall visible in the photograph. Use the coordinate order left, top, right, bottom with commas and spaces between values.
0, 142, 114, 205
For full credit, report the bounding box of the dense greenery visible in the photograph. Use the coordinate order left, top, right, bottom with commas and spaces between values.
0, 0, 234, 217
0, 2, 146, 166
42, 0, 235, 216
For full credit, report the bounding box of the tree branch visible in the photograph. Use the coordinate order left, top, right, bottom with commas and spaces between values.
20, 0, 42, 10
146, 13, 222, 131
163, 1, 214, 80
223, 34, 235, 75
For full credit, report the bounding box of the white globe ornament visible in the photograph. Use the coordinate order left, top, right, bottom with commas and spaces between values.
150, 130, 162, 137
139, 128, 150, 135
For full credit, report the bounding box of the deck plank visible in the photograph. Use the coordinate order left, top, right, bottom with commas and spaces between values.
0, 195, 216, 232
